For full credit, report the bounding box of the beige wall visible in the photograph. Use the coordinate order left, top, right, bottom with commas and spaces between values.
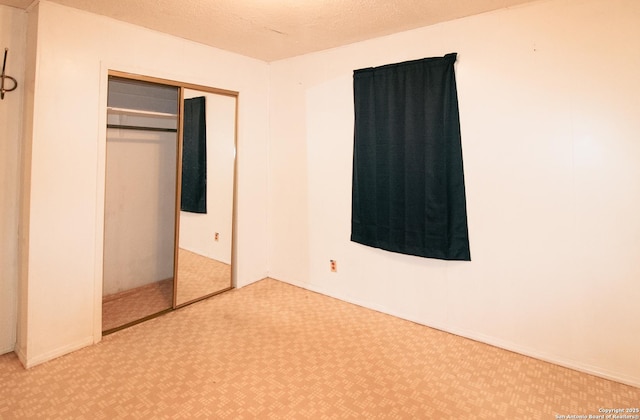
0, 4, 26, 355
17, 0, 269, 367
268, 0, 640, 387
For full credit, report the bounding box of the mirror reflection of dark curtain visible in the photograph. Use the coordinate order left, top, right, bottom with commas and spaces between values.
181, 96, 207, 214
351, 53, 470, 261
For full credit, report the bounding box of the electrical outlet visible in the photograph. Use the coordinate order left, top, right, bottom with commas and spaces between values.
330, 259, 337, 272
214, 232, 219, 241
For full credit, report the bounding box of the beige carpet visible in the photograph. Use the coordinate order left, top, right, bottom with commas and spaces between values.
102, 278, 174, 332
1, 279, 638, 418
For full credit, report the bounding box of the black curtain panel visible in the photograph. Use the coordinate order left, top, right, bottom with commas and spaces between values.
351, 53, 470, 261
181, 96, 207, 214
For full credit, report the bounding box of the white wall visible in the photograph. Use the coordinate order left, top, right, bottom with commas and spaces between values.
18, 0, 269, 367
103, 125, 177, 295
0, 4, 26, 355
268, 0, 640, 387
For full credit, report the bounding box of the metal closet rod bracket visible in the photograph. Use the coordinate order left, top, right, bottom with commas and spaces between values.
1, 48, 18, 100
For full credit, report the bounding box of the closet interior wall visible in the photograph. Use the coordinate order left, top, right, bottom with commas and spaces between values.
102, 77, 179, 332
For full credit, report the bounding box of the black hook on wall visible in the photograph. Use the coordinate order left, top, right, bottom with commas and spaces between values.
1, 48, 18, 100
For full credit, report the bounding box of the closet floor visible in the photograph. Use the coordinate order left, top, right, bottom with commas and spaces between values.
102, 279, 173, 332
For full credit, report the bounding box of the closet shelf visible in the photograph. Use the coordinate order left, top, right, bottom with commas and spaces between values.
107, 106, 177, 118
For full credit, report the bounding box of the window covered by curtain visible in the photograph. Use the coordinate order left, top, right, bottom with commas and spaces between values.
351, 53, 470, 261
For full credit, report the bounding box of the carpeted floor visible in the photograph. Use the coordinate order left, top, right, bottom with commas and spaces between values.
102, 248, 231, 332
1, 278, 638, 419
102, 279, 174, 332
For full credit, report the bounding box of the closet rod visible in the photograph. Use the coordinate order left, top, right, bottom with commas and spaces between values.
107, 124, 178, 133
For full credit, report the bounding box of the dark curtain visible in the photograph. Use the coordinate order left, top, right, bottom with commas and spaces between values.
181, 96, 207, 214
351, 53, 470, 261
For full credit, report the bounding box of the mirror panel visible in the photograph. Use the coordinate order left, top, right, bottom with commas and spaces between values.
175, 89, 236, 306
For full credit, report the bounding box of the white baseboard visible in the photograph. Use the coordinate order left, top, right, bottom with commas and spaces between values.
277, 277, 640, 389
0, 343, 15, 356
14, 342, 27, 367
19, 336, 94, 369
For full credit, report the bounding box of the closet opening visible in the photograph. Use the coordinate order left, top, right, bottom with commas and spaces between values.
102, 76, 179, 334
100, 71, 239, 335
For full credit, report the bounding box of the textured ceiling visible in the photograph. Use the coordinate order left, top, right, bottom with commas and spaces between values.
2, 0, 540, 61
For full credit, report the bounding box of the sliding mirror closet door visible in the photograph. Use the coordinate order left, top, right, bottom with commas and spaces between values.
102, 76, 179, 333
175, 89, 236, 306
